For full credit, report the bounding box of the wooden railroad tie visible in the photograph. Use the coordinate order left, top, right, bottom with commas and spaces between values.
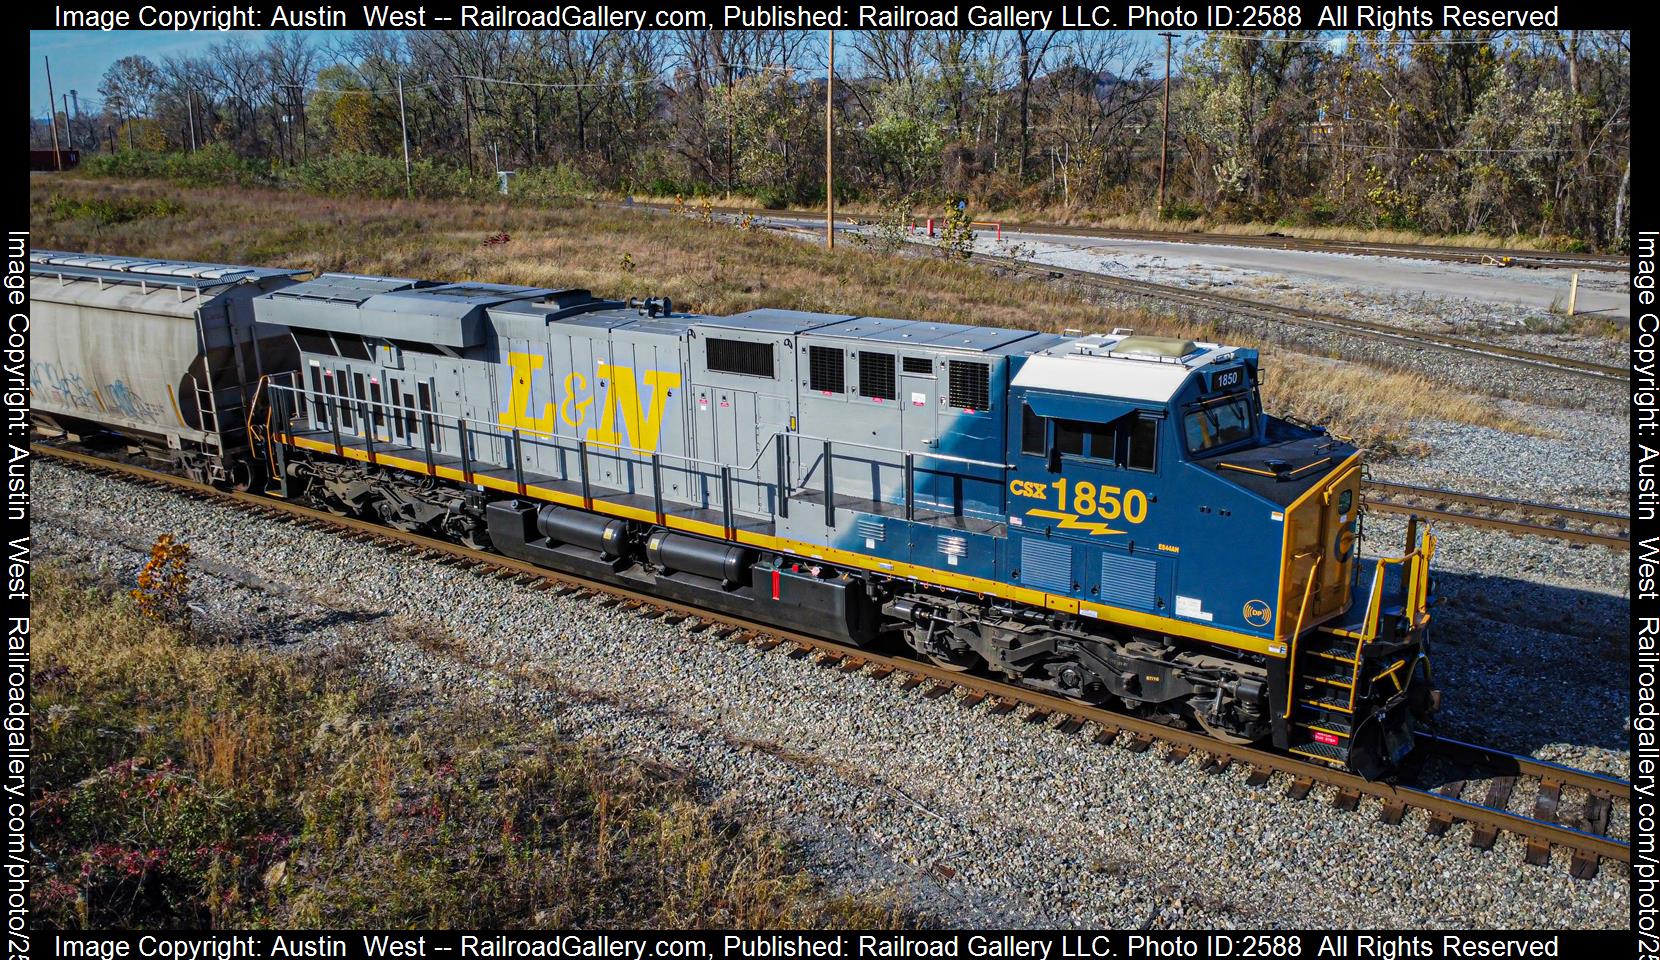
1379, 799, 1408, 825
1200, 754, 1231, 776
1469, 777, 1516, 852
1124, 733, 1154, 754
922, 683, 954, 700
1523, 779, 1564, 867
958, 691, 987, 709
1332, 789, 1362, 812
1425, 780, 1465, 837
1245, 766, 1273, 788
752, 636, 782, 650
1569, 848, 1603, 881
1286, 777, 1314, 801
786, 644, 812, 659
1092, 725, 1121, 746
899, 674, 925, 691
1022, 707, 1053, 725
867, 665, 895, 680
1162, 743, 1192, 765
839, 657, 867, 673
988, 698, 1019, 716
1055, 716, 1084, 737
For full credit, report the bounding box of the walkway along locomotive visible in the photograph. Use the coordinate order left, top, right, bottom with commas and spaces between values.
28, 250, 1439, 778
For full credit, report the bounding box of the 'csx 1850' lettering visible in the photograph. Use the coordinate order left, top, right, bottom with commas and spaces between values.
1010, 477, 1150, 528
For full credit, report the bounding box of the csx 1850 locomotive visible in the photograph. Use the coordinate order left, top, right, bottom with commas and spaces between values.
29, 250, 1438, 777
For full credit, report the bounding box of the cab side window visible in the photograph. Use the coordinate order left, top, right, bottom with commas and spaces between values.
1021, 403, 1046, 455
1125, 415, 1158, 472
1054, 419, 1086, 457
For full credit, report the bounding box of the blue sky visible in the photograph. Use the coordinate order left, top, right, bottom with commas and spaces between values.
29, 28, 1198, 121
29, 30, 357, 118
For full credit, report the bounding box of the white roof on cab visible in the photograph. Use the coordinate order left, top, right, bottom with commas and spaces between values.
1012, 333, 1240, 404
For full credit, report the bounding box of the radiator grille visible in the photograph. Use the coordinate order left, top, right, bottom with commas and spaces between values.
808, 346, 845, 393
859, 351, 897, 401
1019, 537, 1073, 594
1100, 553, 1158, 609
855, 517, 885, 542
947, 361, 990, 410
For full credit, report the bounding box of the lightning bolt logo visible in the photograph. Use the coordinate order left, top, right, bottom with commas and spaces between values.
1026, 509, 1125, 536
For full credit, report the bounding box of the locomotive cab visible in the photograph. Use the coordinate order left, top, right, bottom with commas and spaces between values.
1008, 333, 1435, 777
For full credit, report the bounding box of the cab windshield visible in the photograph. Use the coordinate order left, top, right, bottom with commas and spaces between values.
1184, 392, 1256, 454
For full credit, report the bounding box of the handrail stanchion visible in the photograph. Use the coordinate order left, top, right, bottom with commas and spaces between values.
459, 418, 472, 484
578, 440, 592, 509
652, 453, 665, 525
330, 394, 343, 457
422, 413, 435, 476
721, 466, 734, 540
512, 428, 526, 494
905, 453, 916, 522
775, 440, 789, 519
823, 440, 835, 528
360, 401, 374, 460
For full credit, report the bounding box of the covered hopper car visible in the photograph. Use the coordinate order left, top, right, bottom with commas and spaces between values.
29, 250, 1440, 777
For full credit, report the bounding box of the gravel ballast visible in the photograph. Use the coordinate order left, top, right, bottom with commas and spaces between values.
30, 459, 1629, 928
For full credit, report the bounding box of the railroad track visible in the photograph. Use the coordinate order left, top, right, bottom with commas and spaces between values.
1362, 480, 1629, 550
33, 441, 1632, 880
966, 250, 1628, 386
626, 200, 1628, 273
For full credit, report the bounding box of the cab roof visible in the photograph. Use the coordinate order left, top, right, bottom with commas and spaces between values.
1011, 332, 1249, 404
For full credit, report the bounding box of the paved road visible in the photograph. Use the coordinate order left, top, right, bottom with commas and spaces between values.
748, 212, 1630, 322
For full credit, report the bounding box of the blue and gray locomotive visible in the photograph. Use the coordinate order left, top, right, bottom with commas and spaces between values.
28, 250, 1439, 777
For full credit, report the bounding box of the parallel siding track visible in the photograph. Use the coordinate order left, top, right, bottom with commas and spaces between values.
1362, 480, 1629, 550
33, 441, 1632, 879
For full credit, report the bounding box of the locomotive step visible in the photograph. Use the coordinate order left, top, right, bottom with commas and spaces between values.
1298, 661, 1358, 688
1294, 709, 1354, 737
1296, 692, 1355, 714
1301, 631, 1364, 660
1287, 733, 1351, 766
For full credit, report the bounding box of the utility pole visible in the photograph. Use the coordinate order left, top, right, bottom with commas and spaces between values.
62, 94, 74, 150
1157, 32, 1176, 217
397, 73, 413, 200
44, 55, 62, 170
825, 30, 835, 250
185, 87, 196, 151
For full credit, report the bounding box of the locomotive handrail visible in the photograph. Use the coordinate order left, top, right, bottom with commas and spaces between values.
265, 377, 1012, 483
1281, 555, 1323, 720
264, 376, 1015, 531
785, 433, 1012, 471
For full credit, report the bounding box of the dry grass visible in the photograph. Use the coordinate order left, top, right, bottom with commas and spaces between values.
32, 177, 1540, 454
616, 191, 1572, 253
1264, 357, 1546, 456
32, 561, 904, 929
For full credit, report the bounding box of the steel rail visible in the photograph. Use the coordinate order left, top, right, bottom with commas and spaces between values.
1361, 481, 1629, 550
32, 441, 1632, 874
1365, 480, 1629, 529
1416, 733, 1628, 802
